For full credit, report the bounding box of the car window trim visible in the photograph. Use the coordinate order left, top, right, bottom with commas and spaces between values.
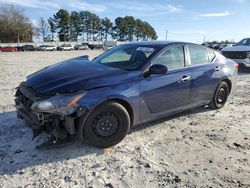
207, 48, 217, 63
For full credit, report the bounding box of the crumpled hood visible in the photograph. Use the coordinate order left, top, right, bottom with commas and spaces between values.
222, 45, 250, 52
26, 57, 140, 95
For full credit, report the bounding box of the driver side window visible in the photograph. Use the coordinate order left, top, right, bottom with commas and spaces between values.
153, 45, 185, 70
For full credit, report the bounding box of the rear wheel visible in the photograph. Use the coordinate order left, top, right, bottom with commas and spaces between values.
209, 81, 229, 109
81, 102, 130, 148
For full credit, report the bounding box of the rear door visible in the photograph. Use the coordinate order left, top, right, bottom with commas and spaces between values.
140, 44, 192, 118
186, 44, 221, 105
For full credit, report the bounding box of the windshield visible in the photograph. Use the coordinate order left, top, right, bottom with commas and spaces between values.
93, 45, 156, 71
236, 38, 250, 46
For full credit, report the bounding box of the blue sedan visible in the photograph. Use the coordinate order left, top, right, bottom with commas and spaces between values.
15, 41, 238, 148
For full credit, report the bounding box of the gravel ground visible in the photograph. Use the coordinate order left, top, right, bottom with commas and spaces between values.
0, 51, 250, 188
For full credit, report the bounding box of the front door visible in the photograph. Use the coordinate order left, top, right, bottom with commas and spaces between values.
140, 45, 192, 119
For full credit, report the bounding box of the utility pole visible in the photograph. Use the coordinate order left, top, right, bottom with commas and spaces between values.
165, 30, 168, 41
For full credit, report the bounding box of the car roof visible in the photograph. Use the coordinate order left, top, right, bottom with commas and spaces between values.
121, 41, 196, 47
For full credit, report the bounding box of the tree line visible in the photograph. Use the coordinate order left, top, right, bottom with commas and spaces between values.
0, 6, 34, 43
41, 9, 158, 42
0, 6, 158, 43
208, 40, 235, 44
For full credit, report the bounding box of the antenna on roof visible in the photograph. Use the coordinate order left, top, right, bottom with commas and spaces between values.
165, 30, 168, 41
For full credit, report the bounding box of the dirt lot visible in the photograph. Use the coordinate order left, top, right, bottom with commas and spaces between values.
0, 51, 250, 188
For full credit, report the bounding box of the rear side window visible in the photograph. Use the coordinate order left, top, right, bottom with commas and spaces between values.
153, 45, 185, 70
188, 45, 210, 66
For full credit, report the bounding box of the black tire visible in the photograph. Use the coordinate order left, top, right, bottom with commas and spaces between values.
209, 81, 229, 109
81, 102, 130, 148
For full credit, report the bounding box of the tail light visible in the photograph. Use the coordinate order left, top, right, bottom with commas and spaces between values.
235, 63, 239, 70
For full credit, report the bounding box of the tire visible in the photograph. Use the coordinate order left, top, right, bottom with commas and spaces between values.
81, 102, 130, 148
209, 81, 229, 109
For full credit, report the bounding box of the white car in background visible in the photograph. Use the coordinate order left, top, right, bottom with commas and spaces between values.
222, 38, 250, 68
103, 41, 117, 51
57, 44, 74, 51
74, 44, 89, 50
38, 45, 57, 51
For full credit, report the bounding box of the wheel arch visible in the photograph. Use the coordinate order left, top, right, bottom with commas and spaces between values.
78, 97, 134, 143
105, 98, 134, 126
221, 78, 232, 94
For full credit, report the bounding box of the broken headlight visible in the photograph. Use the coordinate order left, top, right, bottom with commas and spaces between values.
31, 91, 87, 115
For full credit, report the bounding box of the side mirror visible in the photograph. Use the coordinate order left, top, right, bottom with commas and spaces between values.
148, 64, 168, 75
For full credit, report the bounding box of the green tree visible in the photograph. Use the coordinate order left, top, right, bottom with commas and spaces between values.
141, 21, 157, 40
48, 17, 56, 41
70, 11, 82, 41
50, 10, 158, 42
114, 17, 126, 41
101, 17, 113, 41
113, 16, 157, 41
79, 11, 95, 41
53, 9, 71, 41
124, 16, 136, 41
134, 19, 144, 41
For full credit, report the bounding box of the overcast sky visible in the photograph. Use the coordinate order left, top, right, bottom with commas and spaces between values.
1, 0, 250, 43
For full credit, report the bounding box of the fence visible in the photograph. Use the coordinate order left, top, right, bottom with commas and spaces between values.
0, 41, 126, 47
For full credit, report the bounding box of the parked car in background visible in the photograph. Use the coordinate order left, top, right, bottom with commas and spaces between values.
16, 45, 36, 51
15, 46, 23, 51
57, 44, 74, 51
213, 44, 220, 50
15, 41, 238, 148
37, 45, 56, 51
219, 44, 234, 51
201, 42, 214, 49
74, 44, 89, 50
21, 45, 36, 51
88, 44, 103, 50
222, 38, 250, 68
103, 41, 117, 51
0, 46, 18, 52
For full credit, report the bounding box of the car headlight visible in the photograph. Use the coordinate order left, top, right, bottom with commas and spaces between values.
31, 91, 87, 115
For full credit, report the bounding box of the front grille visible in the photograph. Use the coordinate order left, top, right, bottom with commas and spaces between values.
222, 51, 247, 59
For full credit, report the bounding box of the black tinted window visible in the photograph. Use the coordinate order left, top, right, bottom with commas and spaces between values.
153, 45, 185, 70
188, 45, 209, 65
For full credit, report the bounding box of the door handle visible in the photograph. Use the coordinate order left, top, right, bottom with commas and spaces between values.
214, 66, 220, 71
179, 76, 191, 83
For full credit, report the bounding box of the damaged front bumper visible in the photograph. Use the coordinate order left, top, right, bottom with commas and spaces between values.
15, 83, 87, 139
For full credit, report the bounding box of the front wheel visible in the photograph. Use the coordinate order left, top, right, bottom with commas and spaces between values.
81, 102, 130, 148
209, 81, 229, 109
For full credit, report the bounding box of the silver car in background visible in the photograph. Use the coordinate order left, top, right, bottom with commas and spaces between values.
222, 38, 250, 68
37, 45, 57, 51
74, 44, 89, 50
57, 44, 74, 51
